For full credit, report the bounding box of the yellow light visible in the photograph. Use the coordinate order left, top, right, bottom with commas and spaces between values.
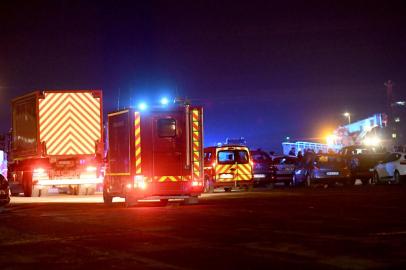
134, 175, 147, 190
34, 168, 45, 174
363, 137, 381, 146
192, 181, 202, 187
326, 134, 337, 146
219, 174, 234, 179
86, 166, 97, 172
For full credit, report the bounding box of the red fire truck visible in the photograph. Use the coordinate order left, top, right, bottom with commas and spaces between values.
103, 103, 204, 205
8, 90, 104, 197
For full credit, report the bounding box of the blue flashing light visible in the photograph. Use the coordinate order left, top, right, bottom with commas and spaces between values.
138, 102, 148, 111
160, 97, 169, 105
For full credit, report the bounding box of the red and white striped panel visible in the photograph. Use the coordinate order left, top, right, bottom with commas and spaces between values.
38, 92, 101, 156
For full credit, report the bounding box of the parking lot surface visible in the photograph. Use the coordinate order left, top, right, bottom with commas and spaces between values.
1, 186, 406, 269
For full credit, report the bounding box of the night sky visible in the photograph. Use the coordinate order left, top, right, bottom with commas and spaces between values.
1, 0, 405, 151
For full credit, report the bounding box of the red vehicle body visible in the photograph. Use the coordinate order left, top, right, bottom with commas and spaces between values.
103, 104, 204, 205
8, 91, 104, 197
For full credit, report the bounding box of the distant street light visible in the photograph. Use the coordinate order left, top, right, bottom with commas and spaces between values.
343, 112, 351, 124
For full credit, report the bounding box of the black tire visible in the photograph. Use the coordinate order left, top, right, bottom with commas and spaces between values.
291, 175, 297, 187
361, 178, 370, 185
345, 178, 355, 186
284, 180, 291, 187
305, 175, 311, 188
372, 172, 379, 185
204, 178, 214, 193
246, 184, 254, 192
103, 191, 113, 205
159, 199, 169, 206
394, 171, 400, 184
22, 172, 33, 197
224, 187, 232, 192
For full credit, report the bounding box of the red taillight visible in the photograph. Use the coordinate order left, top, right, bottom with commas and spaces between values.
192, 181, 203, 187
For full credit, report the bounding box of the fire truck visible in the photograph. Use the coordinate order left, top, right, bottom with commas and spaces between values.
103, 103, 204, 205
8, 90, 104, 197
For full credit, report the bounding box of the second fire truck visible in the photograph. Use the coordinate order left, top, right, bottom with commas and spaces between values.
103, 102, 204, 205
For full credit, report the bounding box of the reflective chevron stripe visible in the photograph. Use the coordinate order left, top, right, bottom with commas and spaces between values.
156, 176, 189, 182
215, 164, 233, 174
134, 112, 142, 174
215, 163, 252, 181
236, 163, 252, 180
191, 109, 202, 181
38, 92, 101, 156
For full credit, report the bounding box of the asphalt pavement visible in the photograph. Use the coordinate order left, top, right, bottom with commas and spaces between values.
1, 186, 406, 270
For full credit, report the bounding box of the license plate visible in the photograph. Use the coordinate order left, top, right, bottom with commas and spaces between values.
326, 172, 339, 176
254, 174, 266, 178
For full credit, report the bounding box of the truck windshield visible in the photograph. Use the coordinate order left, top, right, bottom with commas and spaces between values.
218, 150, 249, 164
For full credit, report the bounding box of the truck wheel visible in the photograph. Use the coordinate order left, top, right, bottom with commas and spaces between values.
344, 178, 354, 187
22, 172, 33, 197
160, 199, 169, 206
361, 178, 370, 185
103, 192, 113, 205
125, 196, 138, 207
78, 185, 96, 195
305, 175, 311, 188
184, 196, 199, 205
224, 187, 232, 192
372, 172, 379, 185
284, 180, 291, 187
394, 171, 400, 184
32, 186, 42, 197
204, 179, 214, 193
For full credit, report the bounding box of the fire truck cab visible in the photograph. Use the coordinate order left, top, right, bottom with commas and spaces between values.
104, 104, 204, 205
204, 145, 253, 192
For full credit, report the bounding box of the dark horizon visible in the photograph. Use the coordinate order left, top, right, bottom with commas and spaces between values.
1, 0, 405, 151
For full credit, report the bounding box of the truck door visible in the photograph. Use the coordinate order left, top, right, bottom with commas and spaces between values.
107, 110, 130, 190
151, 112, 185, 180
236, 150, 252, 181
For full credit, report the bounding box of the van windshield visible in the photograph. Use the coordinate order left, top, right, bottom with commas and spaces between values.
218, 150, 249, 164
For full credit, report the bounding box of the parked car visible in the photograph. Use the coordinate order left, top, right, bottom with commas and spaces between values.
250, 149, 273, 186
339, 146, 388, 185
0, 174, 10, 206
293, 153, 351, 187
271, 155, 297, 186
373, 152, 406, 184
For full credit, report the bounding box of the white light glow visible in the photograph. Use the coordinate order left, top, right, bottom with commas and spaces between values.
160, 97, 169, 105
363, 136, 381, 146
138, 102, 148, 111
